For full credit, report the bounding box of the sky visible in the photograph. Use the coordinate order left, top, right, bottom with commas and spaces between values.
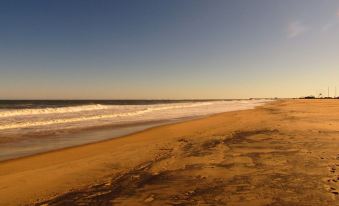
0, 0, 339, 99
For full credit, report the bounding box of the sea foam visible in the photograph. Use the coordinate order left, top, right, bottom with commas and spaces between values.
0, 100, 270, 133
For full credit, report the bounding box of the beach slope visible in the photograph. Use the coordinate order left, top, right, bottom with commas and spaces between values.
0, 100, 338, 205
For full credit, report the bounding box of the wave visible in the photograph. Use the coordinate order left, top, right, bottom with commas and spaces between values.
0, 101, 218, 118
0, 104, 113, 118
0, 102, 216, 130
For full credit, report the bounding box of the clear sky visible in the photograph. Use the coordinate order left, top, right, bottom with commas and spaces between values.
1, 0, 339, 99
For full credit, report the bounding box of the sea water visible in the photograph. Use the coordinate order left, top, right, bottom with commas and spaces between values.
0, 99, 271, 161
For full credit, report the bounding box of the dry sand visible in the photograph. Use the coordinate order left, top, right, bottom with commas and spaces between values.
0, 100, 338, 205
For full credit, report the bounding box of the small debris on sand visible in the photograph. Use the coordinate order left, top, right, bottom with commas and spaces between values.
144, 195, 155, 203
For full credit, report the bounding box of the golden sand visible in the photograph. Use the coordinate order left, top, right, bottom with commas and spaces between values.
0, 100, 338, 205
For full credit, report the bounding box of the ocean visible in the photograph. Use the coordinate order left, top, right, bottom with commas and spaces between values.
0, 99, 270, 161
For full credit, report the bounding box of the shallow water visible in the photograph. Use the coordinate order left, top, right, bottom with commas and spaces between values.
0, 120, 173, 161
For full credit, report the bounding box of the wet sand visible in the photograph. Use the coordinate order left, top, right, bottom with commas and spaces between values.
0, 119, 181, 161
0, 100, 338, 205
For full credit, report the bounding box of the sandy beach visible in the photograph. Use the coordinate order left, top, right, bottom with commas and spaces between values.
0, 100, 338, 205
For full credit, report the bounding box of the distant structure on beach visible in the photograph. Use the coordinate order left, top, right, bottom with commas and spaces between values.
301, 86, 339, 99
304, 95, 315, 99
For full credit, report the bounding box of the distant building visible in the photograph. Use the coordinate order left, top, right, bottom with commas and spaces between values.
304, 95, 315, 99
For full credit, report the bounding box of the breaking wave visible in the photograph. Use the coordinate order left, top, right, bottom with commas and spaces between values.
0, 104, 111, 118
0, 102, 218, 130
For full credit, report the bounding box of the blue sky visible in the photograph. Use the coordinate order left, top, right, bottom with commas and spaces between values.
1, 0, 339, 99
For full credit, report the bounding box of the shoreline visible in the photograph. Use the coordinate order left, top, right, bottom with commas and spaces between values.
0, 106, 261, 164
0, 118, 181, 162
0, 101, 267, 162
0, 100, 338, 205
0, 114, 208, 163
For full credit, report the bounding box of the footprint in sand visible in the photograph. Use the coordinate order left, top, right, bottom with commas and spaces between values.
324, 184, 339, 195
328, 165, 336, 173
330, 187, 339, 195
324, 163, 339, 198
